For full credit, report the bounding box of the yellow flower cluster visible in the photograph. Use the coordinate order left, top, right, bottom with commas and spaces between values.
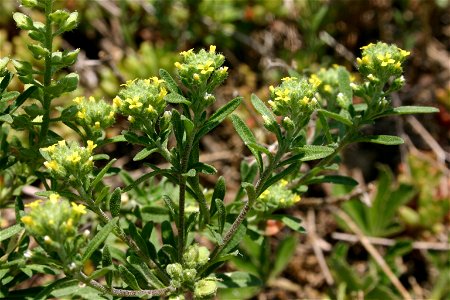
114, 77, 167, 126
21, 193, 87, 250
268, 77, 318, 126
357, 42, 410, 82
72, 96, 115, 139
257, 179, 301, 210
40, 140, 96, 180
173, 45, 228, 96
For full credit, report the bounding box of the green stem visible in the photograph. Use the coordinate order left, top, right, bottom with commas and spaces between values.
76, 183, 170, 284
206, 143, 287, 266
289, 126, 357, 189
77, 271, 175, 297
177, 131, 195, 260
39, 0, 54, 146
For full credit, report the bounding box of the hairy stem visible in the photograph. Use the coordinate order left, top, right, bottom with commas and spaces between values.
76, 184, 170, 284
39, 0, 54, 146
77, 271, 175, 297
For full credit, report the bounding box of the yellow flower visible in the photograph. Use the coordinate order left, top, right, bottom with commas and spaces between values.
67, 153, 81, 164
400, 49, 410, 57
158, 87, 168, 99
274, 89, 290, 102
281, 77, 297, 82
77, 109, 86, 119
197, 61, 214, 74
88, 96, 96, 102
49, 193, 60, 203
324, 84, 332, 93
174, 62, 183, 69
147, 105, 155, 113
180, 49, 194, 57
151, 76, 165, 85
309, 74, 321, 88
94, 121, 100, 129
71, 202, 87, 215
58, 140, 66, 147
87, 140, 97, 152
44, 144, 56, 153
21, 216, 33, 226
25, 199, 42, 208
193, 73, 200, 81
209, 45, 216, 53
44, 160, 60, 171
73, 96, 83, 104
126, 96, 143, 110
377, 53, 395, 67
293, 195, 301, 203
113, 96, 122, 109
280, 179, 288, 187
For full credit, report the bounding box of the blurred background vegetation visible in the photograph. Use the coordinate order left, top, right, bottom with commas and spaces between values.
1, 0, 449, 298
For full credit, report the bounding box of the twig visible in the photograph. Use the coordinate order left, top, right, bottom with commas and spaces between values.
333, 208, 413, 299
331, 232, 450, 251
406, 115, 448, 164
299, 186, 366, 206
307, 209, 334, 285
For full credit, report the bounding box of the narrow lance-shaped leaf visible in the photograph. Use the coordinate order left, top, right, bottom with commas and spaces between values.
296, 145, 335, 161
210, 176, 225, 216
0, 224, 23, 242
159, 68, 180, 94
82, 218, 117, 263
109, 187, 121, 217
230, 114, 263, 171
89, 158, 117, 192
354, 135, 404, 145
393, 106, 439, 115
133, 147, 158, 161
196, 96, 242, 138
164, 93, 191, 105
215, 198, 226, 234
317, 108, 353, 126
118, 265, 141, 290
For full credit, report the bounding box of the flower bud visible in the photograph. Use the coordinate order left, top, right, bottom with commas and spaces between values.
194, 278, 218, 299
166, 263, 183, 280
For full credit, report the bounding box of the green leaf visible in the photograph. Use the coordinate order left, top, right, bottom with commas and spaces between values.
10, 85, 37, 114
296, 144, 335, 161
210, 176, 226, 216
192, 162, 217, 175
215, 198, 226, 234
82, 218, 117, 263
164, 93, 191, 105
354, 135, 404, 145
89, 158, 117, 191
128, 223, 150, 258
159, 69, 180, 94
0, 224, 23, 242
102, 245, 113, 287
0, 114, 13, 124
392, 106, 439, 115
118, 265, 141, 290
230, 114, 262, 171
162, 195, 178, 223
337, 67, 352, 108
216, 272, 262, 288
306, 175, 358, 186
34, 278, 79, 300
109, 187, 121, 217
261, 163, 299, 192
271, 235, 298, 280
183, 169, 197, 177
197, 96, 242, 138
0, 91, 20, 102
317, 109, 353, 126
251, 94, 276, 123
133, 147, 157, 161
270, 215, 305, 233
